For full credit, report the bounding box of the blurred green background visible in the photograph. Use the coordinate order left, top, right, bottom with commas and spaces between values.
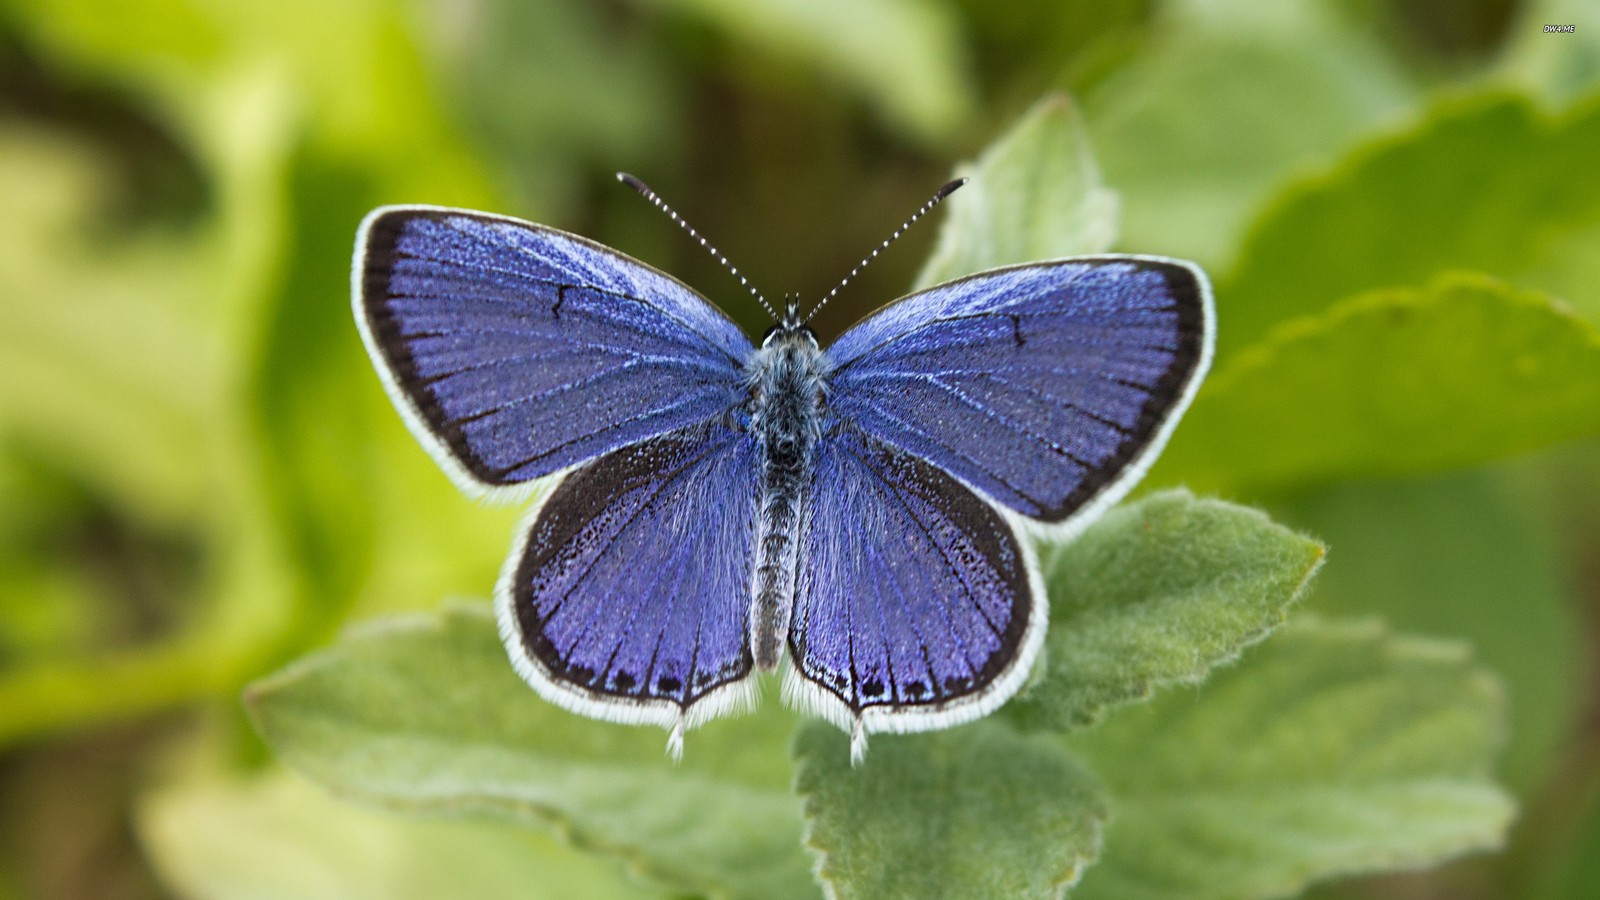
1, 0, 1599, 897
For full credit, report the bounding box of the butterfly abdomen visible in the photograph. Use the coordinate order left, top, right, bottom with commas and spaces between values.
748, 326, 830, 670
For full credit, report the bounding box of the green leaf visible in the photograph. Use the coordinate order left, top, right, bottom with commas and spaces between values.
913, 93, 1118, 289
245, 602, 816, 900
1279, 470, 1580, 790
1154, 274, 1600, 493
1083, 0, 1418, 269
1069, 618, 1514, 900
139, 769, 658, 900
1008, 491, 1324, 731
642, 0, 974, 143
793, 721, 1106, 900
1220, 90, 1600, 358
1515, 217, 1600, 325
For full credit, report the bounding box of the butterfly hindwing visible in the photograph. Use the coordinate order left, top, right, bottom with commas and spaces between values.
827, 257, 1213, 532
355, 207, 754, 499
495, 421, 762, 729
783, 428, 1044, 737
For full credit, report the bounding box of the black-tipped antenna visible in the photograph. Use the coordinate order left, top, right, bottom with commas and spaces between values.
803, 177, 967, 325
617, 173, 779, 322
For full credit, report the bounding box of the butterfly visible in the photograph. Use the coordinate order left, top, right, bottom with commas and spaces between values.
353, 175, 1213, 762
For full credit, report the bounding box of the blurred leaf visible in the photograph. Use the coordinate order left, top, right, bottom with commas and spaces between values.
913, 93, 1117, 289
229, 0, 503, 643
6, 0, 490, 183
793, 721, 1105, 900
0, 0, 222, 81
1281, 470, 1580, 789
1220, 90, 1600, 358
0, 57, 305, 742
1354, 0, 1521, 72
1009, 491, 1324, 731
1496, 0, 1600, 105
417, 0, 680, 219
0, 125, 216, 523
0, 0, 504, 744
1070, 619, 1514, 900
7, 0, 507, 627
1084, 0, 1418, 269
0, 132, 201, 656
1526, 764, 1600, 900
1516, 219, 1600, 324
642, 0, 974, 143
0, 0, 534, 743
246, 602, 816, 900
140, 768, 658, 900
1156, 274, 1600, 493
248, 0, 530, 669
0, 722, 175, 900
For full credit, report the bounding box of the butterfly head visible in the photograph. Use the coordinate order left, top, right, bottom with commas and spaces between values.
761, 298, 818, 349
769, 291, 819, 337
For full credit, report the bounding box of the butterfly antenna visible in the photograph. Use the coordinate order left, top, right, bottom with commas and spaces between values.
618, 173, 780, 322
803, 177, 967, 325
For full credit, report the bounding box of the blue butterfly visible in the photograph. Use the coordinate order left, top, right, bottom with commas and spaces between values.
353, 175, 1213, 761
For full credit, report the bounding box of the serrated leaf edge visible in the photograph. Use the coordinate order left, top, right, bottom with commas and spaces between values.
1019, 492, 1329, 731
243, 603, 805, 900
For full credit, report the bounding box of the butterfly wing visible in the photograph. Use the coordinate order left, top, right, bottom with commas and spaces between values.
784, 428, 1043, 753
826, 256, 1213, 534
496, 420, 761, 738
354, 206, 753, 500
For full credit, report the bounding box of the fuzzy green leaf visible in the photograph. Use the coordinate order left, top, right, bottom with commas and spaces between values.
1009, 491, 1324, 731
139, 770, 658, 900
1069, 619, 1514, 900
1154, 275, 1600, 493
245, 603, 815, 900
913, 93, 1118, 290
1220, 90, 1600, 358
793, 721, 1106, 900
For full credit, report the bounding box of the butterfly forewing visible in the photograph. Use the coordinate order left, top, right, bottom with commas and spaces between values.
355, 207, 753, 497
826, 258, 1212, 529
784, 429, 1042, 734
496, 421, 762, 727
